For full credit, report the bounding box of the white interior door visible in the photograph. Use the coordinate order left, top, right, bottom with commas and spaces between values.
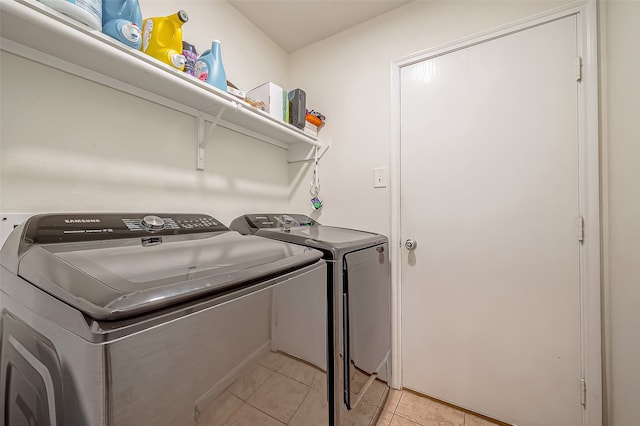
400, 15, 584, 426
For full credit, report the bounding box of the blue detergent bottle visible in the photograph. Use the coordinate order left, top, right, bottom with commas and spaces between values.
102, 0, 143, 49
195, 40, 227, 92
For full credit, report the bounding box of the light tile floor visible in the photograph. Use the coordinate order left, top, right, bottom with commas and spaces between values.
376, 389, 503, 426
197, 350, 503, 426
198, 351, 330, 426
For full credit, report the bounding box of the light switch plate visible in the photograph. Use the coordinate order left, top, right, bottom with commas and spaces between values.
374, 167, 387, 188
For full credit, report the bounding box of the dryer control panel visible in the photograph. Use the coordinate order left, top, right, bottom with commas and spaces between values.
243, 214, 315, 230
22, 213, 228, 244
229, 214, 317, 235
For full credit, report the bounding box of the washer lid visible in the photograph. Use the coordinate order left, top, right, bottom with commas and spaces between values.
258, 225, 387, 255
230, 214, 387, 252
10, 215, 322, 320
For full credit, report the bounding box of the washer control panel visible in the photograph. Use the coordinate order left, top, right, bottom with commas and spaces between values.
141, 215, 165, 230
23, 213, 228, 244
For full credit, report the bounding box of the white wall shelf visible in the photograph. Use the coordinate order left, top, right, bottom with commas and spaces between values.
0, 0, 329, 170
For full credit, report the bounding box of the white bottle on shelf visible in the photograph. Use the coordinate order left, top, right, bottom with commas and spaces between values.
38, 0, 102, 31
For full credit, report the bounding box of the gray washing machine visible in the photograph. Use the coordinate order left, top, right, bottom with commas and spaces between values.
230, 214, 392, 426
0, 213, 328, 426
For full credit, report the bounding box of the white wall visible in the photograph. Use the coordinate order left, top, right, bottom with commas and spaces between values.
0, 0, 293, 226
288, 1, 567, 236
288, 1, 639, 425
601, 1, 640, 425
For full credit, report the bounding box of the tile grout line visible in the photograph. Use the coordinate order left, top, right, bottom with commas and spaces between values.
241, 400, 290, 426
391, 390, 438, 426
285, 383, 312, 425
242, 372, 312, 426
401, 388, 504, 426
237, 366, 275, 402
392, 389, 405, 414
380, 390, 405, 426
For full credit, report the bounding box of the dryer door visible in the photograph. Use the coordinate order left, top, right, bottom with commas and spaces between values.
342, 243, 391, 410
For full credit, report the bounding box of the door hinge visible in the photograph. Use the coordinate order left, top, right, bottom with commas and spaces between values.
580, 378, 587, 407
577, 216, 584, 242
576, 56, 583, 82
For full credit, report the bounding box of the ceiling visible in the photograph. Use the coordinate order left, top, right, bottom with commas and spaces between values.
227, 0, 413, 53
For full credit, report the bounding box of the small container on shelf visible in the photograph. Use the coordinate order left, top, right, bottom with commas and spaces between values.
182, 41, 198, 76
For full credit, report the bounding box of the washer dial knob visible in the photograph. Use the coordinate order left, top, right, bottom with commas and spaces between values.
141, 215, 165, 230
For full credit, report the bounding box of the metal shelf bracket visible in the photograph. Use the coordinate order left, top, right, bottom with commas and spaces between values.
288, 138, 331, 163
197, 108, 226, 171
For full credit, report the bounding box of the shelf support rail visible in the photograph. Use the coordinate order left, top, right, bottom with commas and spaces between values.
197, 108, 226, 171
287, 138, 331, 163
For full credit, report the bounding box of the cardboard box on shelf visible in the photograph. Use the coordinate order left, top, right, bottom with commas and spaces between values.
246, 82, 284, 121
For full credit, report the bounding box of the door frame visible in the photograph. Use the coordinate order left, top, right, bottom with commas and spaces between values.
389, 1, 601, 425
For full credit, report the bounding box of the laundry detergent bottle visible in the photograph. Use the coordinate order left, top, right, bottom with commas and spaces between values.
102, 0, 143, 49
140, 10, 188, 70
38, 0, 102, 30
195, 40, 227, 92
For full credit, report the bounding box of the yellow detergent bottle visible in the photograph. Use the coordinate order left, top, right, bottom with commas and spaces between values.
141, 10, 188, 70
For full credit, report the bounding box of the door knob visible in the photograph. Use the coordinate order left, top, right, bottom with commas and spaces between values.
405, 239, 417, 250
